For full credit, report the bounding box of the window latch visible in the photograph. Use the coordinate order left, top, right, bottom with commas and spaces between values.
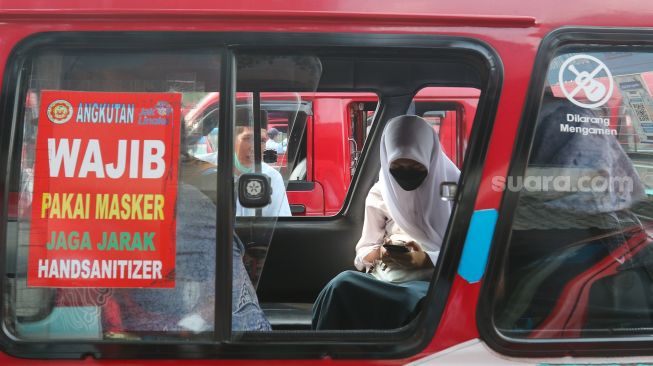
439, 181, 458, 202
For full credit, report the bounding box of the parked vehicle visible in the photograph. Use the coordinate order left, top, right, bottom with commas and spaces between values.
3, 2, 653, 365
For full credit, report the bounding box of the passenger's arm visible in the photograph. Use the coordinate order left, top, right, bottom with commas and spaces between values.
354, 185, 387, 271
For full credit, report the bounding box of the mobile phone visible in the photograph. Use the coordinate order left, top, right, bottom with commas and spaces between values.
382, 243, 410, 253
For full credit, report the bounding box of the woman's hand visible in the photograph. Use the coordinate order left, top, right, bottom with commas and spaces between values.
363, 246, 382, 265
382, 241, 433, 270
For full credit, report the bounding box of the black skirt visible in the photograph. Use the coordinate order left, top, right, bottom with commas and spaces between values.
312, 270, 429, 330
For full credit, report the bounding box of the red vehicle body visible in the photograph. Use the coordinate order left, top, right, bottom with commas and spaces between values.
2, 1, 653, 366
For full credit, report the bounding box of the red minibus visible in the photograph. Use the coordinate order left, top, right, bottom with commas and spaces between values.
2, 1, 653, 365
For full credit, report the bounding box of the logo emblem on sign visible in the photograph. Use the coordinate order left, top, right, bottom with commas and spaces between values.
558, 54, 614, 109
155, 101, 173, 117
46, 99, 74, 124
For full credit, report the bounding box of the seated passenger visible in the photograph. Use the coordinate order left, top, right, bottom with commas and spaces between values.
496, 92, 647, 334
312, 115, 460, 330
105, 182, 271, 335
234, 126, 291, 217
101, 122, 274, 336
192, 126, 291, 217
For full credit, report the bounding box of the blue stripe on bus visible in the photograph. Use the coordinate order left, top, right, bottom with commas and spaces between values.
457, 209, 498, 283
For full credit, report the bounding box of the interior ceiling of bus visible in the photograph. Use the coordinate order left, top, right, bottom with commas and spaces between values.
236, 55, 485, 94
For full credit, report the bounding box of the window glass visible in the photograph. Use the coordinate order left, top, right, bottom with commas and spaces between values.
5, 49, 222, 341
494, 51, 653, 339
409, 87, 479, 167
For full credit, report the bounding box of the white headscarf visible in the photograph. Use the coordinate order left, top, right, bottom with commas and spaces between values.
379, 115, 460, 252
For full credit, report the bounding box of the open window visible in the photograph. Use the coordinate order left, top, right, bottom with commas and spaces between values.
233, 51, 493, 343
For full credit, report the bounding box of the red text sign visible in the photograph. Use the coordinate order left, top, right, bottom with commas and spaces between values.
28, 91, 181, 288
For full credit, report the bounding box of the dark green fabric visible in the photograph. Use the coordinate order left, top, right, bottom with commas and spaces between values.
312, 270, 429, 330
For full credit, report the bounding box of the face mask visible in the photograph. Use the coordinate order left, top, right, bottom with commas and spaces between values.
390, 168, 427, 191
234, 153, 252, 174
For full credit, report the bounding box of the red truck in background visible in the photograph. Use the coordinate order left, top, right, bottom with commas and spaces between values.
184, 87, 480, 216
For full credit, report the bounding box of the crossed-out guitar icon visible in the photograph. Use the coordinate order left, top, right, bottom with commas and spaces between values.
558, 54, 614, 109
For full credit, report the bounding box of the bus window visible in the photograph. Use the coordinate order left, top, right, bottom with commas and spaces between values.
5, 48, 223, 341
492, 50, 653, 342
238, 53, 487, 334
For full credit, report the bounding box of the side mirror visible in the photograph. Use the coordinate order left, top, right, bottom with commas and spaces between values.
440, 181, 458, 202
238, 173, 272, 208
263, 149, 278, 164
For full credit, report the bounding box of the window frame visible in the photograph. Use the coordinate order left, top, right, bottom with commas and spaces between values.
210, 33, 504, 359
478, 27, 653, 358
0, 31, 502, 359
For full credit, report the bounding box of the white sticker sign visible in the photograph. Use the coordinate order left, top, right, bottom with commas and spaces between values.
558, 54, 614, 109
